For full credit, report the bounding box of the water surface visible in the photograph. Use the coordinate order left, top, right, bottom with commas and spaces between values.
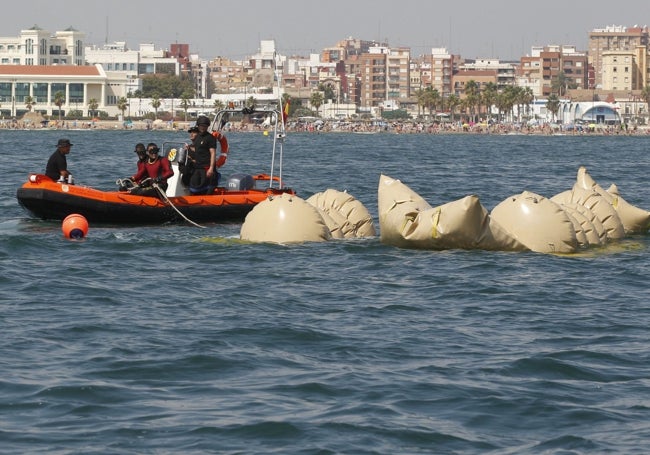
2, 129, 650, 454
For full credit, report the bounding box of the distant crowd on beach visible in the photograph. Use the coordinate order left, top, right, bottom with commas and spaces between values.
2, 117, 649, 136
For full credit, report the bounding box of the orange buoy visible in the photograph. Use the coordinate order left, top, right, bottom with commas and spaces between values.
62, 213, 89, 239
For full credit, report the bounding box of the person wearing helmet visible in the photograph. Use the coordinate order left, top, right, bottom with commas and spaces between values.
130, 143, 174, 197
188, 115, 218, 194
118, 143, 148, 191
133, 142, 148, 181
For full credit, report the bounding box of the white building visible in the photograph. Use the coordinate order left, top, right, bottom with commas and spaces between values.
0, 64, 129, 118
85, 42, 181, 78
0, 25, 85, 66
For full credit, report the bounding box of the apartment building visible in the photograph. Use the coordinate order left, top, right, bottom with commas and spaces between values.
588, 25, 649, 88
453, 69, 498, 98
460, 59, 516, 89
358, 46, 410, 109
519, 45, 588, 96
600, 48, 647, 92
430, 48, 454, 99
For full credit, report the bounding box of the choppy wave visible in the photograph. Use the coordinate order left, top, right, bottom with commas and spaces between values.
2, 131, 650, 453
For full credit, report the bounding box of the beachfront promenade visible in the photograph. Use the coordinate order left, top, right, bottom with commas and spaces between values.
2, 118, 649, 135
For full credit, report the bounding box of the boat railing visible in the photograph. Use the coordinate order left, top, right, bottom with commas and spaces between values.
211, 108, 286, 190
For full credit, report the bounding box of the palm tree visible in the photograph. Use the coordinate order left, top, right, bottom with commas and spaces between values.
212, 99, 225, 113
24, 95, 35, 112
423, 87, 441, 119
446, 94, 460, 122
180, 92, 192, 121
496, 88, 516, 122
54, 91, 65, 121
151, 96, 161, 120
551, 72, 568, 97
310, 92, 324, 116
414, 87, 426, 118
464, 80, 480, 122
546, 94, 560, 122
519, 87, 534, 122
117, 97, 128, 120
245, 96, 256, 110
88, 98, 99, 118
481, 82, 498, 123
318, 83, 336, 102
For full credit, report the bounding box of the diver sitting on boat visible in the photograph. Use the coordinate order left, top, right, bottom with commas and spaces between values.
118, 143, 148, 191
130, 143, 174, 197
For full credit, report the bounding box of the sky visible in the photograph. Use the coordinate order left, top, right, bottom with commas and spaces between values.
2, 0, 649, 60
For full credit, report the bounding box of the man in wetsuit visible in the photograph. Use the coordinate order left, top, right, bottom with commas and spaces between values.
131, 143, 174, 197
118, 143, 148, 191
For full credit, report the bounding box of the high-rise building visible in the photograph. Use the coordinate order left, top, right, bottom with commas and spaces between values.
588, 25, 649, 88
359, 45, 410, 108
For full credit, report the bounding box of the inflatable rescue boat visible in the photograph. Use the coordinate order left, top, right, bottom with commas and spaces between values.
17, 108, 296, 224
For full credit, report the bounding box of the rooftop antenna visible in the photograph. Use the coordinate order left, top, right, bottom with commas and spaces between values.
104, 16, 108, 44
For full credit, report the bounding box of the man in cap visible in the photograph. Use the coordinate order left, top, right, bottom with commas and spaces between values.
45, 138, 73, 182
188, 115, 217, 194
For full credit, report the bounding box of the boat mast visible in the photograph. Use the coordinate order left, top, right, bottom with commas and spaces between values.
269, 51, 285, 189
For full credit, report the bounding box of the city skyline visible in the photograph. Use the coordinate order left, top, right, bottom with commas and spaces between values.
0, 0, 648, 61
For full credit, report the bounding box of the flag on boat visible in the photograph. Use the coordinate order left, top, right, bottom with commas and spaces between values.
282, 99, 290, 124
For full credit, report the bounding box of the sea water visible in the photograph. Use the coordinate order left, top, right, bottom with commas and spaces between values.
2, 129, 650, 454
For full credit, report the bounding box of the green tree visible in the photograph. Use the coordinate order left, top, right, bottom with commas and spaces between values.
141, 74, 194, 98
481, 82, 498, 122
151, 96, 161, 119
518, 87, 534, 121
54, 91, 65, 121
495, 87, 516, 122
546, 93, 560, 122
88, 98, 99, 118
310, 92, 324, 115
213, 99, 225, 113
551, 72, 577, 97
180, 92, 192, 121
415, 86, 442, 118
382, 109, 410, 120
463, 80, 480, 122
318, 83, 336, 102
446, 94, 460, 122
117, 96, 128, 120
414, 87, 426, 117
24, 95, 35, 112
